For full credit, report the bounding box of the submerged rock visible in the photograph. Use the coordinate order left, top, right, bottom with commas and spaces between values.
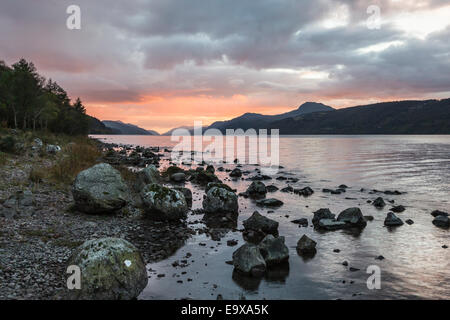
232, 243, 266, 277
72, 163, 129, 214
140, 183, 188, 220
384, 212, 404, 226
258, 235, 289, 266
432, 215, 450, 229
66, 238, 148, 300
296, 235, 317, 255
256, 198, 283, 207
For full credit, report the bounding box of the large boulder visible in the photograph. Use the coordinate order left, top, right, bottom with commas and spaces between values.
66, 238, 148, 300
72, 163, 129, 214
140, 183, 188, 220
432, 215, 450, 229
384, 212, 404, 226
337, 207, 367, 228
245, 181, 267, 198
232, 243, 266, 277
136, 165, 160, 190
203, 186, 238, 214
296, 235, 317, 256
258, 235, 289, 266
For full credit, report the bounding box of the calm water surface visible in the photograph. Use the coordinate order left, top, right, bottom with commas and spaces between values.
91, 135, 450, 300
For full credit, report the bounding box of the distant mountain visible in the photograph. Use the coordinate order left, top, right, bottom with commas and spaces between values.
162, 125, 207, 136
87, 116, 115, 134
102, 120, 160, 135
207, 102, 334, 132
267, 99, 450, 134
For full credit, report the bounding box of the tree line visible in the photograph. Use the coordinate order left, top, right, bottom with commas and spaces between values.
0, 58, 89, 135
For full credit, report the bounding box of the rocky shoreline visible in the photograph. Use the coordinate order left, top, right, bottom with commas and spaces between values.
0, 133, 449, 300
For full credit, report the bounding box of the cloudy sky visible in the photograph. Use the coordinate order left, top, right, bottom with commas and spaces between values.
1, 0, 449, 133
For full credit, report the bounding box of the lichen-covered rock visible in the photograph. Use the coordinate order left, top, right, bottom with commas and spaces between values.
205, 182, 233, 194
337, 207, 367, 228
66, 238, 148, 300
140, 184, 188, 220
258, 235, 289, 266
203, 186, 238, 214
243, 211, 278, 236
72, 163, 129, 214
296, 234, 317, 255
136, 165, 160, 190
232, 243, 266, 277
384, 212, 404, 226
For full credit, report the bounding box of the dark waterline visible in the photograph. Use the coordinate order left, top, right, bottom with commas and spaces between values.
91, 135, 450, 300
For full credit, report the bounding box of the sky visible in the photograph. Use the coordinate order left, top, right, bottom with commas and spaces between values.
1, 0, 450, 133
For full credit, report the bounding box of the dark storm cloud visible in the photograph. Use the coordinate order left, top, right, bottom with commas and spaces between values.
0, 0, 449, 106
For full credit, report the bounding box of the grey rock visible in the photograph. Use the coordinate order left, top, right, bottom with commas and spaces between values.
432, 215, 450, 228
296, 235, 317, 255
384, 212, 404, 226
431, 210, 449, 217
203, 186, 238, 214
373, 197, 386, 208
173, 186, 192, 207
246, 181, 267, 198
258, 235, 289, 266
72, 163, 129, 214
170, 172, 186, 182
136, 165, 160, 189
46, 144, 61, 154
66, 238, 148, 300
318, 218, 347, 230
140, 183, 188, 220
256, 198, 283, 207
243, 211, 279, 236
312, 208, 335, 226
230, 168, 242, 178
232, 243, 266, 277
337, 207, 367, 228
